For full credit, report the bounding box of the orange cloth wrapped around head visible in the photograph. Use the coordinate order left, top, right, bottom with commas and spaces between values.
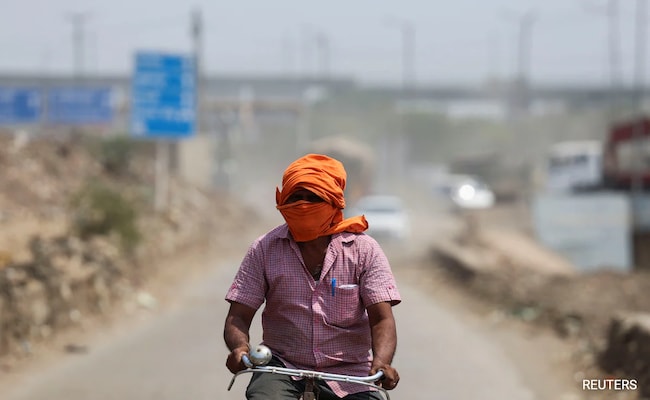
276, 154, 368, 242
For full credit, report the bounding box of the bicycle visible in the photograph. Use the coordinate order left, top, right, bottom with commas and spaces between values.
227, 344, 391, 400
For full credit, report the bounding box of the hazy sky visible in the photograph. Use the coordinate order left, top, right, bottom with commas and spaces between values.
1, 0, 647, 86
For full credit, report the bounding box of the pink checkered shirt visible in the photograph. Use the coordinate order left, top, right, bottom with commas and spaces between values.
226, 224, 401, 397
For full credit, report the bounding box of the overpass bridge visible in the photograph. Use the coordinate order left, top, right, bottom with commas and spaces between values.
0, 73, 640, 111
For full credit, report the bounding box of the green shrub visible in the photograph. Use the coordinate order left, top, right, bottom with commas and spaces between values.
69, 181, 141, 252
96, 135, 137, 176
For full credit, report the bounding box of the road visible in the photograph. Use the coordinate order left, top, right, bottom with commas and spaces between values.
0, 240, 581, 400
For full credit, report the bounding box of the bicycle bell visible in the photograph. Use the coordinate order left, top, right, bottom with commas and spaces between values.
249, 344, 272, 366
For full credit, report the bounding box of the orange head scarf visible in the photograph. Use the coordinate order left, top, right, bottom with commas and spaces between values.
276, 154, 368, 242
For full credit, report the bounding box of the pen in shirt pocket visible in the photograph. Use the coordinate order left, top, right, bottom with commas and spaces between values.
331, 278, 336, 297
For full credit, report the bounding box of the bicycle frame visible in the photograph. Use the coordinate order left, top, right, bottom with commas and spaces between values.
228, 355, 390, 400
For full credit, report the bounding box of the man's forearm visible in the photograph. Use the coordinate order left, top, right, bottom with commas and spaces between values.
371, 317, 397, 366
224, 310, 256, 374
224, 315, 251, 351
367, 302, 400, 389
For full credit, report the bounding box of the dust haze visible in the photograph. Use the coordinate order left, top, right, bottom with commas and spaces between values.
2, 2, 650, 400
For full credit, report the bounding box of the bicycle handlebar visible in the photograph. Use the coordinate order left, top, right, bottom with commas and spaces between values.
229, 347, 390, 400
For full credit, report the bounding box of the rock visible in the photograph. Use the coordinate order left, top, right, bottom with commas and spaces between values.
0, 250, 13, 268
599, 312, 650, 399
21, 340, 31, 356
64, 343, 88, 354
136, 291, 158, 310
508, 305, 542, 322
69, 309, 82, 323
555, 314, 584, 338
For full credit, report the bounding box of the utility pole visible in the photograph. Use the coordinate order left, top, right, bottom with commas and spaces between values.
300, 25, 314, 77
164, 7, 205, 176
500, 9, 535, 116
586, 0, 624, 110
608, 0, 622, 94
401, 21, 416, 91
282, 33, 296, 76
635, 0, 646, 108
314, 32, 330, 79
298, 26, 331, 79
486, 31, 502, 83
633, 0, 647, 195
515, 11, 535, 84
498, 9, 536, 186
191, 7, 204, 132
383, 17, 416, 189
66, 12, 89, 79
386, 18, 416, 91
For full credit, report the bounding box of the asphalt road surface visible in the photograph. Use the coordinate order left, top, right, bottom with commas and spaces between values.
1, 245, 581, 400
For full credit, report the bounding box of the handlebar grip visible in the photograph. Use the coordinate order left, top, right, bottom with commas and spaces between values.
369, 370, 385, 382
242, 354, 253, 368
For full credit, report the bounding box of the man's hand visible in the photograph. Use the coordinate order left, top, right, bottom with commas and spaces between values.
370, 363, 400, 390
225, 345, 250, 374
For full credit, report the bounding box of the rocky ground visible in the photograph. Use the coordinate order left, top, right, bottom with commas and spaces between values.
0, 131, 261, 371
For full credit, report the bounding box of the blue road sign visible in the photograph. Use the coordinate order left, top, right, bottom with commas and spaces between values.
131, 51, 196, 139
45, 87, 113, 125
0, 87, 41, 124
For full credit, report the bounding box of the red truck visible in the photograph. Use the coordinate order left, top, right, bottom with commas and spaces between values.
603, 116, 650, 190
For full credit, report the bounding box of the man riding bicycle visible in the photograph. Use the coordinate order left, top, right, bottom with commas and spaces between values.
224, 154, 401, 399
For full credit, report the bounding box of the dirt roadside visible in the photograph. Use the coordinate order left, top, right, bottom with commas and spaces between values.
391, 249, 585, 400
0, 225, 260, 390
420, 205, 648, 400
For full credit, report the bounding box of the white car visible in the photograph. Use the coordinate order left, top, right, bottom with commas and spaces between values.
433, 174, 495, 210
349, 195, 410, 241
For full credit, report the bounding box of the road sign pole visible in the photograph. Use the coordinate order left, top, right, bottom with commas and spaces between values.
131, 51, 196, 211
154, 140, 170, 212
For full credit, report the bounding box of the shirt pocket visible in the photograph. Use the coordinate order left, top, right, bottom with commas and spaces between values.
324, 284, 363, 328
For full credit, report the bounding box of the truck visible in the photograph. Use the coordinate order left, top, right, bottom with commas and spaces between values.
602, 116, 650, 190
545, 140, 604, 192
540, 116, 650, 271
544, 116, 650, 193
